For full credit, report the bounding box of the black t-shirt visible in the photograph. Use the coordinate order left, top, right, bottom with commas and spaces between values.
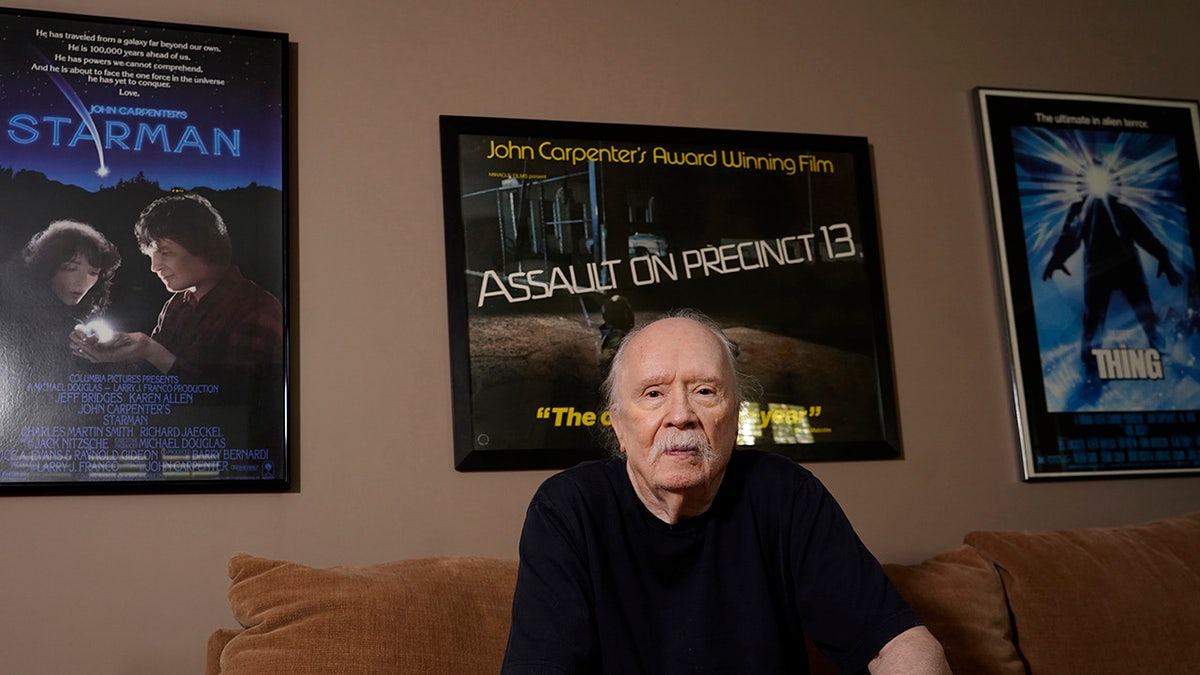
502, 450, 920, 675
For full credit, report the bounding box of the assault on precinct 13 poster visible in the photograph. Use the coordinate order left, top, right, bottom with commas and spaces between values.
978, 88, 1200, 480
440, 115, 900, 471
0, 8, 289, 493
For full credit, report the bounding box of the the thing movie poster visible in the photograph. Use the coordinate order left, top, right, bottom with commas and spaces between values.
0, 8, 288, 491
979, 88, 1200, 479
441, 116, 900, 470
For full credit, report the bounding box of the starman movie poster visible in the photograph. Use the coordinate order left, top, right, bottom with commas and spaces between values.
0, 9, 288, 491
441, 116, 900, 470
979, 88, 1200, 479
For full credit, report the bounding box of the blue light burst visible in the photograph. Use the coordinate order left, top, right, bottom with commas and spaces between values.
1013, 127, 1191, 272
1012, 127, 1199, 412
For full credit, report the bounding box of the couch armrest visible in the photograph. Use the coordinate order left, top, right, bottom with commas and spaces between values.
205, 628, 241, 675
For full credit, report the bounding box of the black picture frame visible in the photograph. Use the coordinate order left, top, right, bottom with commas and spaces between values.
440, 115, 900, 471
0, 8, 290, 494
977, 87, 1200, 480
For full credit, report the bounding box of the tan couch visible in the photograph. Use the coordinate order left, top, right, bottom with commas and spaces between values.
205, 511, 1200, 675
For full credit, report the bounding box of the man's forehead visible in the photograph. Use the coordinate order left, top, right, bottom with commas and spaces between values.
629, 317, 722, 351
620, 319, 732, 379
627, 367, 726, 390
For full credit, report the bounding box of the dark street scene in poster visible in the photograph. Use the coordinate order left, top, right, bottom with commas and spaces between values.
443, 117, 900, 469
0, 9, 288, 489
980, 89, 1200, 478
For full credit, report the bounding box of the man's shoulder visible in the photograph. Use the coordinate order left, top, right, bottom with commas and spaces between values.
534, 458, 626, 508
541, 457, 623, 490
197, 266, 282, 324
224, 267, 282, 311
718, 450, 820, 512
728, 449, 813, 484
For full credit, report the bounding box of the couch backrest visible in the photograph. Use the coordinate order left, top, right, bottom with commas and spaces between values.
209, 513, 1200, 675
965, 511, 1200, 675
205, 553, 853, 675
211, 553, 519, 675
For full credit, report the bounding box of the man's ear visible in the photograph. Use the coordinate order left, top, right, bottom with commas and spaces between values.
608, 408, 626, 453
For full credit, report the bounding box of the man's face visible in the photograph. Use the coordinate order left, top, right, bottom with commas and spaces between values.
610, 317, 738, 501
145, 238, 212, 293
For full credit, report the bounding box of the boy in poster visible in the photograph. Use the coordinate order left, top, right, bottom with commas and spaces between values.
69, 193, 284, 451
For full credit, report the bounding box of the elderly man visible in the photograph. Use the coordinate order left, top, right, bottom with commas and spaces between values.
502, 310, 949, 674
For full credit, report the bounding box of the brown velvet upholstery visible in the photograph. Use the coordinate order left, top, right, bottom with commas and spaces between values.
204, 512, 1200, 675
883, 545, 1024, 675
965, 511, 1200, 675
215, 553, 518, 675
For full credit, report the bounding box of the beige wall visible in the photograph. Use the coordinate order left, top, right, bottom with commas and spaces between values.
3, 1, 1199, 673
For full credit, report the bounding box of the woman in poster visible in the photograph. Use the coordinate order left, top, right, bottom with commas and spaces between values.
0, 219, 122, 389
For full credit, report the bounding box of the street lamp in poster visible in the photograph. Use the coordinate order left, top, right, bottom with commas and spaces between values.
977, 88, 1200, 480
0, 8, 290, 492
440, 116, 900, 471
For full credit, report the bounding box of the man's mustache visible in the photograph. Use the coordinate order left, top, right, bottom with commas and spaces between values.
648, 428, 719, 463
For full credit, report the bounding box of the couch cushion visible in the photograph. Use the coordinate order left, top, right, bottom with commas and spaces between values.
883, 545, 1024, 675
206, 628, 240, 675
219, 553, 519, 675
965, 511, 1200, 675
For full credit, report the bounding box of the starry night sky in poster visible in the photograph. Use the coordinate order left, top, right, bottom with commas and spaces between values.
1, 10, 284, 191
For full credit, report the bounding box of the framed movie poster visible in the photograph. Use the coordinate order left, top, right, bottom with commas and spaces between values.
440, 115, 900, 470
0, 8, 290, 493
977, 87, 1200, 480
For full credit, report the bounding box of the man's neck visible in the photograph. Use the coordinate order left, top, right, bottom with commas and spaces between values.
189, 264, 231, 300
625, 463, 724, 525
